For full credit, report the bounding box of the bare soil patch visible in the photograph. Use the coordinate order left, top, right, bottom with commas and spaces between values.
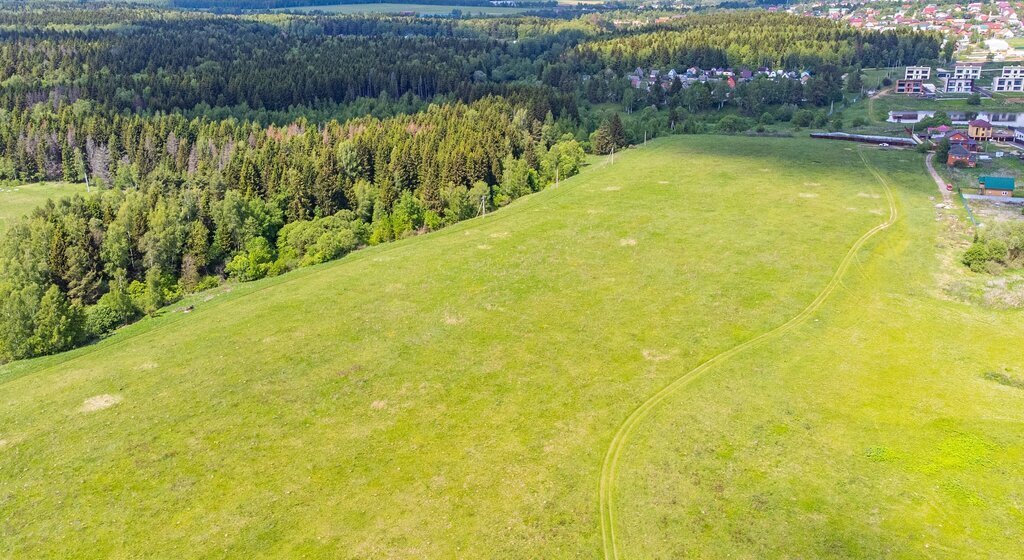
443, 311, 464, 325
642, 349, 670, 361
80, 394, 123, 413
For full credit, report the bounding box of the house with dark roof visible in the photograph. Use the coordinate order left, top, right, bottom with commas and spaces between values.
948, 131, 981, 152
968, 119, 993, 141
947, 144, 977, 167
979, 176, 1015, 196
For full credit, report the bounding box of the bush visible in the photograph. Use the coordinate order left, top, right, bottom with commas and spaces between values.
715, 115, 753, 134
194, 276, 221, 292
85, 284, 139, 337
966, 93, 982, 106
226, 237, 276, 281
276, 211, 365, 269
774, 104, 797, 122
962, 238, 1009, 272
792, 109, 815, 128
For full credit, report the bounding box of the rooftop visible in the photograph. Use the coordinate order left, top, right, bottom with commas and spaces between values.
979, 176, 1016, 190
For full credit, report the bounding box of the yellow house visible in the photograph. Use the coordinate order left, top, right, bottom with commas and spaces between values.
968, 119, 993, 141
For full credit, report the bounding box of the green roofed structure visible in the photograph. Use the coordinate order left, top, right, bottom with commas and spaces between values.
979, 176, 1015, 197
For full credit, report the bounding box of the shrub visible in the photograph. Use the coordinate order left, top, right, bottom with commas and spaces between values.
716, 115, 753, 134
962, 238, 1009, 272
277, 211, 365, 269
85, 283, 139, 337
226, 237, 276, 281
792, 109, 815, 128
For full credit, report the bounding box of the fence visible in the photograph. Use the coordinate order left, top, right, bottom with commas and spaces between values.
958, 188, 979, 227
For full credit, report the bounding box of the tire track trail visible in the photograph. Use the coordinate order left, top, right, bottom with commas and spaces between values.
598, 147, 899, 559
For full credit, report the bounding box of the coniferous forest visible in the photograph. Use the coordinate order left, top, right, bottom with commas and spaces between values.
0, 4, 941, 361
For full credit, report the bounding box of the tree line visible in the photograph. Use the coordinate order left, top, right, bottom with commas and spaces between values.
0, 97, 586, 362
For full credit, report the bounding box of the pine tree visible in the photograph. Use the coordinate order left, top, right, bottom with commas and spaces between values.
608, 114, 627, 149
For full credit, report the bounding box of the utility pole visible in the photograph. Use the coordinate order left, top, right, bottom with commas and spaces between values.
83, 168, 91, 193
480, 195, 486, 217
555, 163, 559, 188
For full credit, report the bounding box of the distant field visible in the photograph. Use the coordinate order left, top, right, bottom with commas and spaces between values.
0, 181, 86, 233
277, 3, 532, 14
2, 137, 1022, 557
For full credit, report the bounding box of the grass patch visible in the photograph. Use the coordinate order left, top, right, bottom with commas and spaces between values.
0, 181, 86, 233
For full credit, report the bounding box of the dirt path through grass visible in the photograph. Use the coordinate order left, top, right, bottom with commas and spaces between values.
925, 153, 952, 203
598, 146, 899, 560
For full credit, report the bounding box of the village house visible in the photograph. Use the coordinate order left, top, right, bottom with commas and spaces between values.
948, 144, 978, 167
979, 175, 1016, 196
895, 79, 924, 95
927, 124, 953, 139
904, 66, 931, 80
943, 77, 974, 93
953, 63, 984, 80
625, 65, 804, 92
948, 131, 981, 152
968, 119, 994, 141
992, 66, 1024, 92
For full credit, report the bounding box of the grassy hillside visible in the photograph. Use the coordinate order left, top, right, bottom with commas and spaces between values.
0, 182, 86, 233
1, 136, 1021, 557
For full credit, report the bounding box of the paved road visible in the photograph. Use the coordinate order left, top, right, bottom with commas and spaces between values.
924, 153, 951, 203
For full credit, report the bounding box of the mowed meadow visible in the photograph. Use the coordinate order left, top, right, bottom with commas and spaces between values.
1, 136, 1021, 557
0, 181, 85, 233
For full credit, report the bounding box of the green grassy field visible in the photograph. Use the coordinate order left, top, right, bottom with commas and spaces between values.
0, 181, 87, 233
1, 136, 1021, 557
277, 3, 531, 14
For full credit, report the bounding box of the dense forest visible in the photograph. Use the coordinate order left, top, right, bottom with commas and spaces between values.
0, 97, 588, 361
0, 5, 941, 361
170, 0, 559, 11
576, 12, 941, 71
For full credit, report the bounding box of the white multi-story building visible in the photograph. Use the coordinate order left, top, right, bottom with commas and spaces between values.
1001, 65, 1024, 78
992, 66, 1024, 92
953, 63, 983, 80
944, 77, 974, 93
904, 66, 931, 80
993, 76, 1024, 92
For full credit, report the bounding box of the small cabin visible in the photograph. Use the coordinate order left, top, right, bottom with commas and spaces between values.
979, 176, 1015, 197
